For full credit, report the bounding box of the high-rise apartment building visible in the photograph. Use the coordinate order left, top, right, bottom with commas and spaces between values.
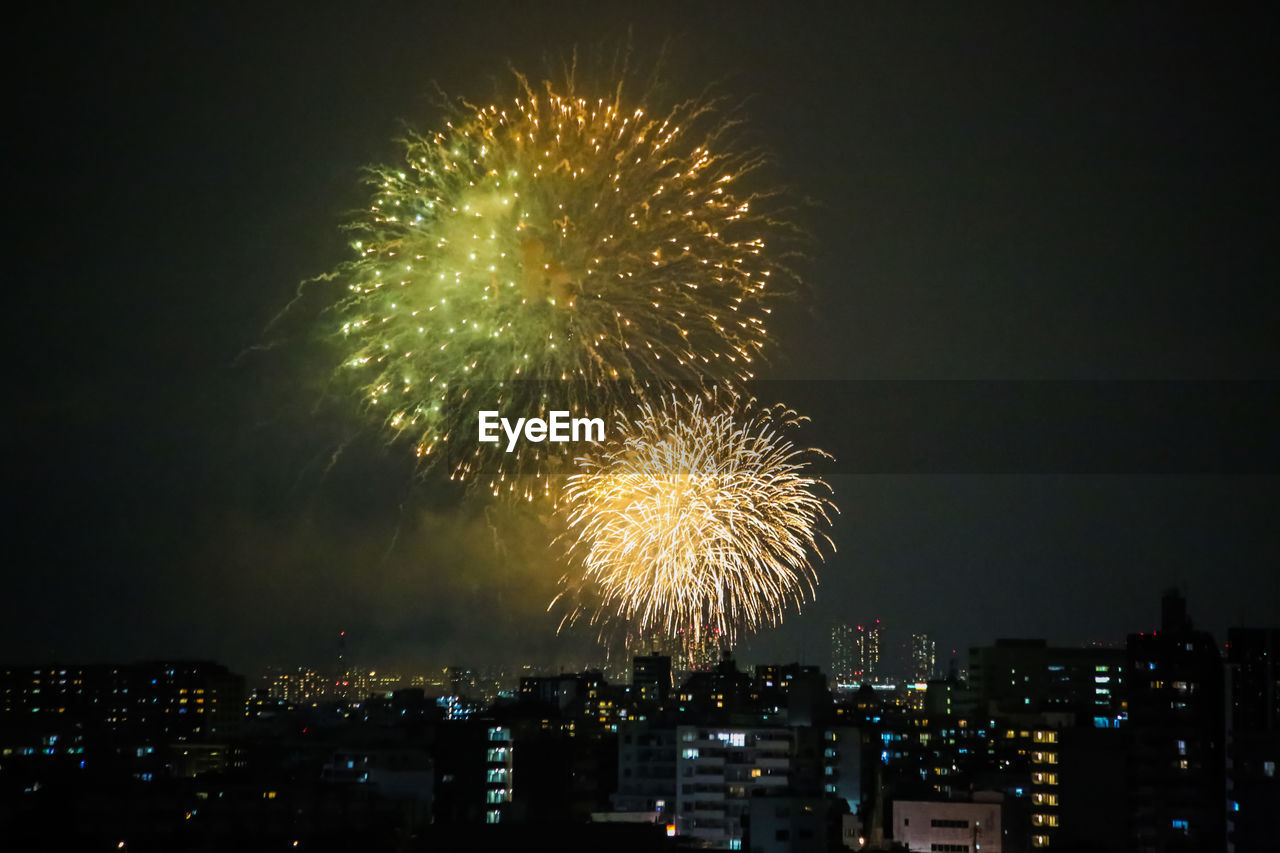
859, 621, 882, 684
911, 632, 937, 683
831, 624, 858, 689
831, 621, 881, 689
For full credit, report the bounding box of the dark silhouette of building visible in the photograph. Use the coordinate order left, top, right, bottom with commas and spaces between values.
613, 722, 677, 814
632, 653, 672, 707
968, 639, 1125, 718
1126, 589, 1226, 853
0, 660, 244, 747
1225, 627, 1280, 853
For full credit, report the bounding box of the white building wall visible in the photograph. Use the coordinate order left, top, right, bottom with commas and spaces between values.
892, 798, 1002, 853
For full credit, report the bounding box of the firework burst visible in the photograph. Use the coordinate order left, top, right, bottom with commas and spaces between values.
553, 395, 835, 645
328, 69, 790, 499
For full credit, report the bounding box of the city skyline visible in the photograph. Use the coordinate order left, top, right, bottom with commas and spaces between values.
7, 3, 1278, 704
6, 4, 1276, 849
4, 586, 1275, 850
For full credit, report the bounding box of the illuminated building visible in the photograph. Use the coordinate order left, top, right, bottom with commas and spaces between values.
831, 620, 881, 688
859, 622, 882, 684
484, 725, 514, 823
409, 672, 447, 692
911, 632, 937, 682
1028, 726, 1062, 847
263, 666, 329, 705
430, 719, 513, 824
344, 669, 403, 700
831, 624, 858, 690
436, 694, 480, 721
0, 661, 243, 744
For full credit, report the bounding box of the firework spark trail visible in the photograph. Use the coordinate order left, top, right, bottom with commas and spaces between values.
327, 70, 791, 499
553, 395, 835, 645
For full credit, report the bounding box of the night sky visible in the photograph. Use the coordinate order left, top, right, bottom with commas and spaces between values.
8, 3, 1277, 675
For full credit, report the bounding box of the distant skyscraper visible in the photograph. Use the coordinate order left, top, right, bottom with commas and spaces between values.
859, 621, 882, 684
631, 627, 722, 674
831, 621, 881, 687
911, 633, 937, 682
831, 624, 857, 688
674, 629, 723, 673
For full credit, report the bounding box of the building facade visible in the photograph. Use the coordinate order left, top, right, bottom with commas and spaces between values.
892, 794, 1004, 853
